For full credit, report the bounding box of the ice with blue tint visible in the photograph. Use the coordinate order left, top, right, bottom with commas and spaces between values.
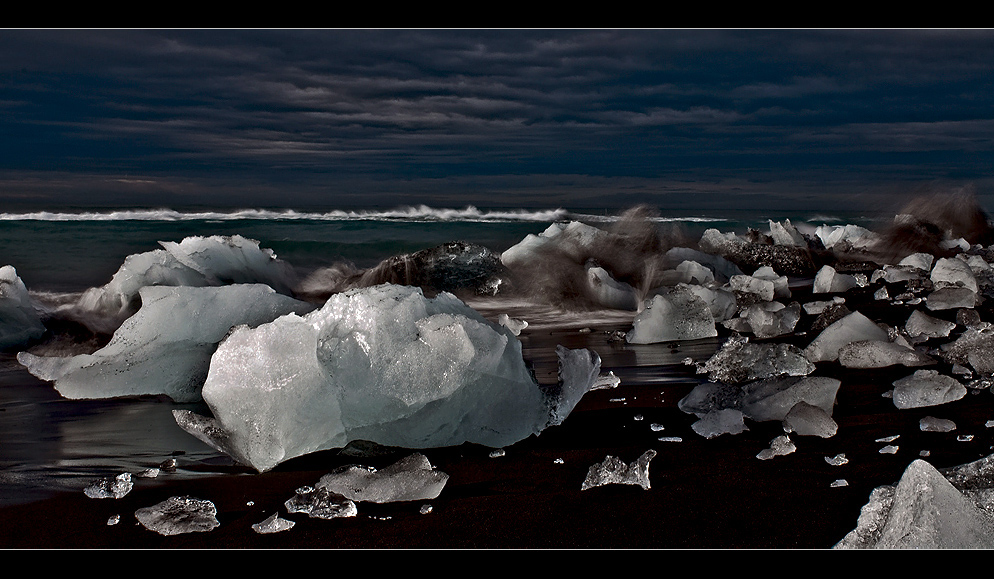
70, 235, 299, 334
0, 265, 46, 349
174, 284, 602, 473
18, 284, 314, 402
626, 284, 717, 344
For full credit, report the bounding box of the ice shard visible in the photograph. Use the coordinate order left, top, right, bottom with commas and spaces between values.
581, 450, 656, 490
18, 284, 314, 402
316, 453, 448, 503
891, 370, 967, 409
803, 311, 890, 363
134, 496, 220, 536
174, 284, 602, 473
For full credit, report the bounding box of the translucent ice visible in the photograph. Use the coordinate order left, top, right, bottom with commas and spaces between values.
729, 274, 775, 302
783, 401, 838, 438
585, 264, 640, 311
837, 340, 935, 369
702, 337, 814, 384
83, 472, 133, 499
175, 284, 602, 472
931, 257, 979, 293
134, 496, 220, 536
0, 265, 46, 349
498, 313, 528, 335
581, 450, 656, 490
905, 310, 956, 341
813, 265, 859, 294
626, 284, 717, 344
740, 376, 841, 423
71, 235, 298, 334
926, 287, 977, 311
814, 223, 875, 250
316, 453, 448, 503
835, 459, 994, 549
252, 512, 295, 534
751, 266, 791, 298
738, 301, 801, 339
756, 435, 796, 460
18, 284, 314, 402
920, 416, 957, 432
284, 486, 358, 519
690, 408, 749, 438
892, 370, 967, 409
768, 219, 807, 247
803, 311, 890, 363
940, 327, 994, 374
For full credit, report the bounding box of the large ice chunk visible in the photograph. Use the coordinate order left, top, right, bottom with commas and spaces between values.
701, 337, 814, 384
813, 265, 859, 294
626, 284, 717, 344
837, 340, 935, 369
0, 265, 46, 349
835, 459, 994, 549
803, 311, 889, 363
18, 284, 314, 402
134, 496, 220, 536
892, 370, 967, 409
581, 450, 656, 490
174, 284, 601, 472
71, 235, 298, 334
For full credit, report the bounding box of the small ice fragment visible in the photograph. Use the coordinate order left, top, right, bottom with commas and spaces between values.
658, 436, 683, 442
987, 420, 994, 428
136, 468, 160, 478
317, 453, 449, 504
107, 514, 120, 526
497, 313, 528, 335
757, 435, 796, 460
831, 479, 849, 488
920, 416, 957, 432
489, 449, 506, 458
876, 435, 900, 443
825, 454, 849, 466
691, 408, 749, 438
879, 445, 899, 454
581, 450, 656, 491
920, 450, 931, 457
252, 512, 295, 534
554, 458, 564, 464
284, 486, 358, 519
419, 504, 433, 515
610, 398, 626, 403
958, 435, 975, 442
650, 423, 665, 432
892, 370, 967, 409
633, 414, 643, 421
135, 496, 220, 535
84, 473, 133, 499
592, 371, 621, 390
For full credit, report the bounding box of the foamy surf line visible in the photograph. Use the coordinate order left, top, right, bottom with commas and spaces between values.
0, 206, 730, 225
0, 206, 572, 223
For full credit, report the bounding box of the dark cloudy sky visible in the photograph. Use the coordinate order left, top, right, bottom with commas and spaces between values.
2, 29, 993, 213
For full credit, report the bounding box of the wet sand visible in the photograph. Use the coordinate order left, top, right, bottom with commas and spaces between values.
3, 286, 994, 549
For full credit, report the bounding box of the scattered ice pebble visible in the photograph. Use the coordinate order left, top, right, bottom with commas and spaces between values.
489, 449, 506, 458
581, 450, 656, 491
874, 287, 889, 301
691, 408, 749, 438
84, 473, 133, 499
135, 468, 160, 479
729, 274, 775, 302
920, 416, 957, 432
939, 327, 994, 374
317, 453, 449, 504
739, 301, 801, 339
825, 454, 849, 466
803, 296, 845, 315
284, 486, 358, 519
892, 370, 967, 409
877, 435, 900, 443
658, 437, 683, 442
650, 423, 665, 432
879, 445, 899, 454
497, 313, 528, 335
835, 459, 994, 549
419, 504, 433, 515
986, 420, 994, 428
831, 479, 849, 488
135, 496, 220, 536
626, 284, 717, 344
921, 450, 931, 457
252, 512, 296, 534
958, 435, 975, 442
757, 435, 796, 460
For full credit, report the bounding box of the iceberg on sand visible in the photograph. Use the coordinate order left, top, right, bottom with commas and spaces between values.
18, 284, 314, 402
175, 284, 602, 473
0, 265, 46, 349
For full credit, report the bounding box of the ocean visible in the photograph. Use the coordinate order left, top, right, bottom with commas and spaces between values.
0, 204, 883, 507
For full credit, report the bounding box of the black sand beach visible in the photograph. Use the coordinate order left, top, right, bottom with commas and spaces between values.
4, 281, 994, 550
